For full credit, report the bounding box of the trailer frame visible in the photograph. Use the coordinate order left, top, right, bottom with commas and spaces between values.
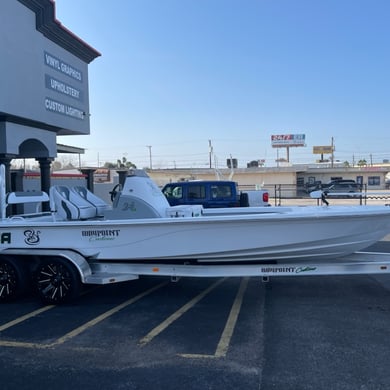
2, 249, 390, 304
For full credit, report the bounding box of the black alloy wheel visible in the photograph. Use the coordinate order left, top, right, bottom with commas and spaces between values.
0, 257, 28, 302
35, 258, 81, 304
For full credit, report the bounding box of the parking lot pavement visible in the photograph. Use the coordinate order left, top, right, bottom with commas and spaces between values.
262, 275, 390, 390
0, 277, 264, 389
1, 271, 390, 390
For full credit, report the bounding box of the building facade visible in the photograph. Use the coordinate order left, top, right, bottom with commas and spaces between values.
0, 0, 99, 203
146, 165, 390, 197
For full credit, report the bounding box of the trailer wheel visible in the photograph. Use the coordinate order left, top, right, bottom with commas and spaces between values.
0, 256, 29, 302
35, 258, 81, 304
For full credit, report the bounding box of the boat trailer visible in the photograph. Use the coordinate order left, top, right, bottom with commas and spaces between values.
1, 249, 390, 304
85, 252, 390, 282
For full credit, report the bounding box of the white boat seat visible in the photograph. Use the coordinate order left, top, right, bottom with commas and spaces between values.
6, 191, 49, 213
50, 186, 97, 220
70, 186, 109, 216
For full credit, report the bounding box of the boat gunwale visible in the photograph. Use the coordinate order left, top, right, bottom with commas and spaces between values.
1, 205, 390, 228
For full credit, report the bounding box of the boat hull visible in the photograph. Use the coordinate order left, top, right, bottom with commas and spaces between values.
1, 206, 390, 264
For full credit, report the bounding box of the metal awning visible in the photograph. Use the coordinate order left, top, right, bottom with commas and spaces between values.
56, 144, 85, 154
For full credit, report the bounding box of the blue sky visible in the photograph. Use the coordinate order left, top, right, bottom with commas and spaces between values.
55, 0, 390, 169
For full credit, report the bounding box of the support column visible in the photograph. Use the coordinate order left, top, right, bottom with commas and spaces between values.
116, 169, 129, 187
0, 157, 12, 193
11, 169, 24, 214
80, 168, 96, 192
36, 158, 53, 211
0, 158, 12, 216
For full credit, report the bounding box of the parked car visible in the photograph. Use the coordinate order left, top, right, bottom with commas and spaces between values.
323, 181, 362, 197
325, 179, 358, 187
305, 181, 323, 193
306, 179, 360, 194
162, 181, 270, 208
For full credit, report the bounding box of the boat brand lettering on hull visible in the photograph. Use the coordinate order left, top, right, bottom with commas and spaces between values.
82, 230, 120, 242
260, 266, 318, 274
261, 267, 296, 273
0, 233, 11, 244
24, 229, 41, 245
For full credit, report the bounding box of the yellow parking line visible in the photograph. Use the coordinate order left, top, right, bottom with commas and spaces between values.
139, 278, 226, 347
0, 281, 167, 349
180, 277, 249, 359
0, 305, 55, 332
51, 281, 168, 347
0, 340, 50, 349
0, 287, 99, 334
215, 277, 249, 357
0, 278, 249, 354
179, 353, 218, 359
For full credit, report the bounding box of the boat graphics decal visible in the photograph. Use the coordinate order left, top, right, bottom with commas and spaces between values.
24, 229, 40, 245
295, 266, 317, 273
81, 229, 121, 242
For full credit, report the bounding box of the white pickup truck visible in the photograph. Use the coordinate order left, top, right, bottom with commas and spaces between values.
242, 189, 271, 207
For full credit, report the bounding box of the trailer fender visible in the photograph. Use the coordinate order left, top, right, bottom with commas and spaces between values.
2, 249, 92, 283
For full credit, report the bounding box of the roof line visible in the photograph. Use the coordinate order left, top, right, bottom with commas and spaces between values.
17, 0, 101, 63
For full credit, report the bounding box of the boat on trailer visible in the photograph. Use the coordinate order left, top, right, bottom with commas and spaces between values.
1, 166, 390, 304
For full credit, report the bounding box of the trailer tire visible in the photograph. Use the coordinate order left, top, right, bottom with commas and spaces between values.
35, 257, 81, 304
0, 256, 29, 302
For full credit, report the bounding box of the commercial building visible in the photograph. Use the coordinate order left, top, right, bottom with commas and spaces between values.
147, 164, 390, 197
0, 0, 99, 207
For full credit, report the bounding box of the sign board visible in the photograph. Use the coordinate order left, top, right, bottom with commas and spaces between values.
271, 134, 306, 148
313, 146, 334, 154
0, 2, 90, 135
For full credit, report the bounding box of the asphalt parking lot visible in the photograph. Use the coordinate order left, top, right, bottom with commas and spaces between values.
1, 242, 390, 390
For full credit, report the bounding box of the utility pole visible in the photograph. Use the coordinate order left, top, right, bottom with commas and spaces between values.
331, 137, 335, 168
208, 140, 213, 169
146, 145, 152, 169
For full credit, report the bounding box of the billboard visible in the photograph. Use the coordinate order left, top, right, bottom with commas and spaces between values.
271, 134, 306, 148
313, 146, 334, 154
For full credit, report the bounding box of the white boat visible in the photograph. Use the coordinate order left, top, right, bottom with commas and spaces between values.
1, 168, 390, 264
1, 166, 390, 303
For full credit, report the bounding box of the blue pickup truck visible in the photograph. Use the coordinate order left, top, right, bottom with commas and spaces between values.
162, 180, 270, 208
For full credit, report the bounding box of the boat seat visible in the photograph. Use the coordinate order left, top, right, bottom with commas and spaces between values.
6, 191, 49, 213
71, 186, 109, 216
50, 186, 97, 220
